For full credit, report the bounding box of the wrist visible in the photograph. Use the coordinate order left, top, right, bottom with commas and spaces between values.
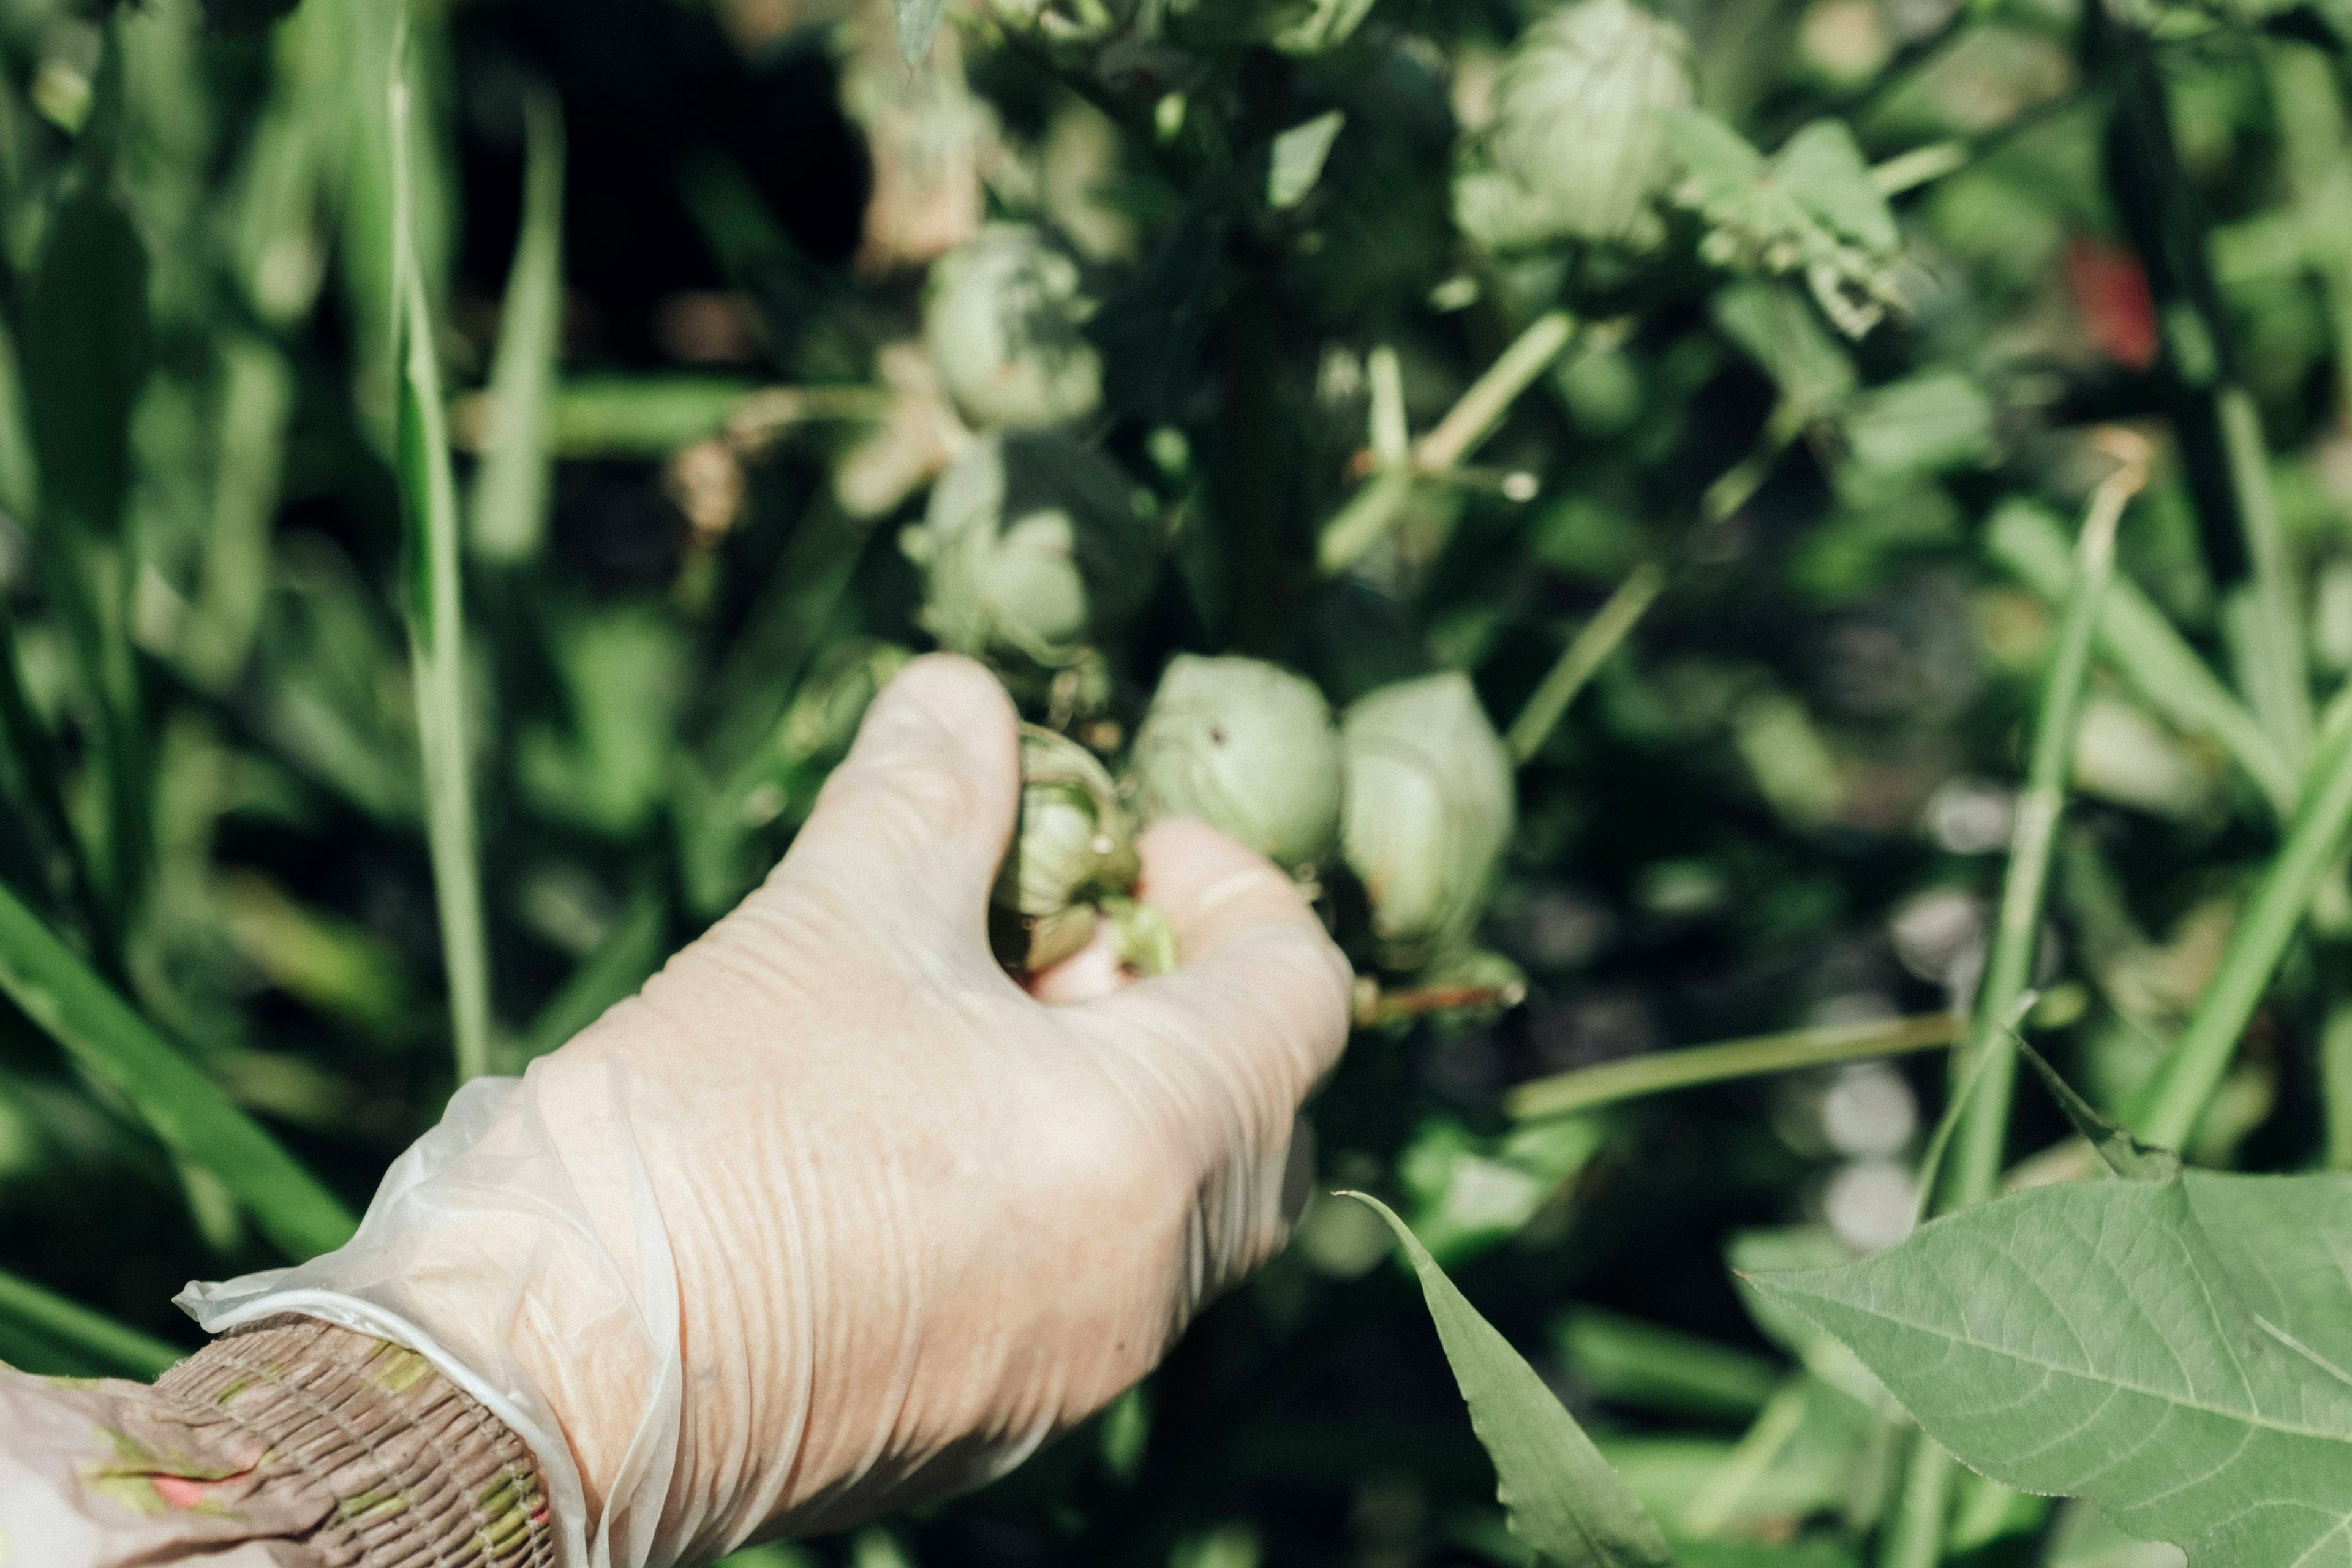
158, 1314, 558, 1567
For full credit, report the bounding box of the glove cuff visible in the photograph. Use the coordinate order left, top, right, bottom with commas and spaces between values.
157, 1314, 558, 1568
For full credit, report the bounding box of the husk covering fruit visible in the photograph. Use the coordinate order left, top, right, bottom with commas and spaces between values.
1131, 654, 1343, 875
924, 224, 1104, 431
907, 432, 1154, 671
1471, 0, 1694, 249
992, 725, 1142, 971
1341, 673, 1517, 969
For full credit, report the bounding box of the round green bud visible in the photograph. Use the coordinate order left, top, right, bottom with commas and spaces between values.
909, 433, 1155, 670
1131, 655, 1343, 875
1340, 673, 1516, 970
992, 725, 1141, 971
925, 224, 1104, 431
1487, 0, 1693, 247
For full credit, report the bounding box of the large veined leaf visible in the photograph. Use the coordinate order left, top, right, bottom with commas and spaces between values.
1749, 1170, 2352, 1567
1344, 1193, 1674, 1568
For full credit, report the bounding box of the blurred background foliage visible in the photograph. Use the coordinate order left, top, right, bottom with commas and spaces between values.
3, 0, 2351, 1559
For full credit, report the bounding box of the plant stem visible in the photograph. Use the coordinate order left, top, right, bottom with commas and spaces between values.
1412, 310, 1575, 472
1877, 441, 2144, 1568
1506, 562, 1665, 765
0, 1265, 181, 1377
391, 30, 493, 1085
1317, 311, 1575, 575
1879, 1435, 1958, 1568
1946, 442, 2146, 1212
1506, 1011, 1958, 1121
2135, 685, 2352, 1147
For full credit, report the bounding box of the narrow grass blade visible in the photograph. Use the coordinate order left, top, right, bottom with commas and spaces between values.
1988, 500, 2296, 820
0, 1265, 182, 1378
391, 29, 493, 1084
1506, 563, 1665, 765
1341, 1192, 1674, 1568
2136, 685, 2352, 1147
467, 83, 564, 564
1507, 1011, 1958, 1122
0, 877, 355, 1259
24, 31, 153, 936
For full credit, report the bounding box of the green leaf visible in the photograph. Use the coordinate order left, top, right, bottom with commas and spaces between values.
895, 0, 947, 65
467, 85, 564, 563
1664, 110, 1905, 337
391, 20, 493, 1084
1838, 373, 1992, 484
1749, 1171, 2352, 1568
1269, 111, 1347, 211
1341, 1191, 1675, 1568
0, 876, 355, 1261
24, 184, 150, 540
2013, 1039, 2180, 1182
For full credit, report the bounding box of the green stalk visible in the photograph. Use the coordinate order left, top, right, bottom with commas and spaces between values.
1317, 311, 1574, 575
1946, 458, 2139, 1210
1879, 1436, 1958, 1568
390, 27, 492, 1084
1987, 501, 2296, 820
0, 876, 355, 1259
1879, 448, 2142, 1568
1506, 1011, 1958, 1121
0, 1265, 182, 1378
1506, 563, 1665, 766
2136, 685, 2352, 1147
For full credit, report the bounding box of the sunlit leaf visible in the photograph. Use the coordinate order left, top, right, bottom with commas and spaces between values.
1344, 1191, 1674, 1568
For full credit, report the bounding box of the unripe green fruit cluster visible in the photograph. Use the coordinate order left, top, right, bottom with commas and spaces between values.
986, 654, 1517, 984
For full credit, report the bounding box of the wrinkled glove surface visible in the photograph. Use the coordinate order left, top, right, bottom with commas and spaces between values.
183, 655, 1354, 1568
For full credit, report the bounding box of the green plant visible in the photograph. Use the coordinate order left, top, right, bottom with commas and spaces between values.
6, 0, 2352, 1564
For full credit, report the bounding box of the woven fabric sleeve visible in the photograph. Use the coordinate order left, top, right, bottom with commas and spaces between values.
0, 1313, 559, 1568
154, 1314, 561, 1568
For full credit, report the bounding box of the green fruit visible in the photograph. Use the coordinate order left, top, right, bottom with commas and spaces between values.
908, 432, 1154, 670
1485, 0, 1693, 247
1131, 655, 1343, 874
925, 224, 1104, 431
1341, 673, 1516, 969
992, 725, 1141, 971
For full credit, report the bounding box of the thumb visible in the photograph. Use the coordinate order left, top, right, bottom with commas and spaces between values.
1074, 818, 1354, 1133
777, 654, 1021, 941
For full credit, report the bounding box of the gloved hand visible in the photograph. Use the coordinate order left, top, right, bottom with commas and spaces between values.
181, 655, 1354, 1568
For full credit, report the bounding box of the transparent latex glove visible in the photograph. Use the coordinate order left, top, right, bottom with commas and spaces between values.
181, 654, 1353, 1568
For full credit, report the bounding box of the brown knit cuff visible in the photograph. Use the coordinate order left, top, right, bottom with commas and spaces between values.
154, 1314, 559, 1568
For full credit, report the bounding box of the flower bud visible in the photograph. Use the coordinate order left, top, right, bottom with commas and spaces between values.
925, 224, 1103, 431
908, 432, 1155, 670
1341, 673, 1516, 970
992, 725, 1141, 971
1483, 0, 1693, 247
1131, 654, 1343, 875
